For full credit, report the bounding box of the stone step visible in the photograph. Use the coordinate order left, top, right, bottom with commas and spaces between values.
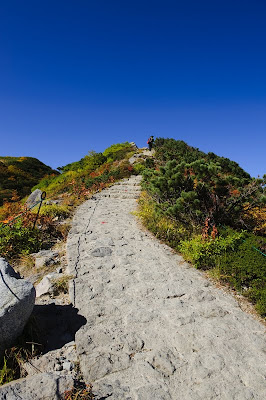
105, 188, 141, 193
97, 193, 140, 199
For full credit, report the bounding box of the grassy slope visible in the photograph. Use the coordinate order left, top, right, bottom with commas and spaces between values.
0, 156, 58, 205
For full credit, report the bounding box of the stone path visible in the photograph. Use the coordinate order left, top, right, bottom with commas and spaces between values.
67, 176, 266, 400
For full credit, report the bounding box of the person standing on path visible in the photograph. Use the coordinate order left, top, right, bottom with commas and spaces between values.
147, 135, 154, 151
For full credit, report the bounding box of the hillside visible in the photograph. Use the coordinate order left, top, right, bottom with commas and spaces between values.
0, 140, 265, 317
0, 156, 58, 205
0, 140, 265, 393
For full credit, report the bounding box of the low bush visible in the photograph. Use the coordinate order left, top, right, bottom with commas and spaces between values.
0, 212, 60, 260
137, 193, 190, 248
179, 228, 245, 269
142, 159, 264, 230
52, 275, 73, 295
179, 229, 266, 316
242, 204, 266, 235
64, 384, 94, 400
103, 142, 134, 162
40, 204, 71, 219
0, 222, 41, 259
133, 163, 146, 175
0, 194, 25, 222
145, 157, 155, 169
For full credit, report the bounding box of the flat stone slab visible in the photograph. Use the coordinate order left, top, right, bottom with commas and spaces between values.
0, 372, 74, 400
66, 176, 266, 400
0, 258, 36, 357
91, 247, 112, 257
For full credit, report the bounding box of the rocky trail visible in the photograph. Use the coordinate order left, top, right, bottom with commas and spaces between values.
66, 176, 265, 399
0, 175, 265, 400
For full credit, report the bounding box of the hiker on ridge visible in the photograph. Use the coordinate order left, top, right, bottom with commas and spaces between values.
147, 135, 154, 151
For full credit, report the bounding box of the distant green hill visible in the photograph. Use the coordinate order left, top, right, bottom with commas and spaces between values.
0, 156, 58, 205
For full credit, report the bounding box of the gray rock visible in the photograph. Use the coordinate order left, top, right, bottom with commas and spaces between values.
128, 153, 144, 165
0, 258, 36, 357
129, 142, 138, 149
62, 361, 73, 371
35, 273, 58, 297
0, 372, 74, 400
91, 247, 112, 257
45, 199, 60, 205
54, 363, 63, 371
142, 148, 155, 156
26, 189, 42, 209
22, 341, 78, 377
33, 249, 59, 269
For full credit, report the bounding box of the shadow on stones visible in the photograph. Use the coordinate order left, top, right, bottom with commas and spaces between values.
32, 303, 87, 353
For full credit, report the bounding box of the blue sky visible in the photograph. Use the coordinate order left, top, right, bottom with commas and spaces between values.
0, 0, 265, 177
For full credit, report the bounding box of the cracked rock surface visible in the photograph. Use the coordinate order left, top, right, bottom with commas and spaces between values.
67, 176, 265, 400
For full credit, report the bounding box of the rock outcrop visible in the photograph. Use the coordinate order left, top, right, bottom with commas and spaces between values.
0, 258, 36, 356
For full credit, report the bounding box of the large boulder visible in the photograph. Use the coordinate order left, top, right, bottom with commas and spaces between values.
25, 189, 42, 209
0, 258, 36, 357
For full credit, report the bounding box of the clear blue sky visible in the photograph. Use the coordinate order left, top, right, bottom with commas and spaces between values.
0, 0, 265, 177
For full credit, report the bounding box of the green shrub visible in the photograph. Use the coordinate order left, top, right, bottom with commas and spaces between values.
40, 204, 71, 219
179, 229, 266, 316
179, 229, 245, 269
217, 235, 266, 315
52, 275, 73, 295
145, 158, 155, 169
59, 151, 107, 173
0, 212, 62, 260
0, 221, 41, 258
103, 142, 134, 162
136, 193, 190, 248
144, 138, 265, 231
154, 138, 251, 180
33, 171, 75, 195
142, 158, 264, 229
0, 357, 14, 385
133, 163, 146, 174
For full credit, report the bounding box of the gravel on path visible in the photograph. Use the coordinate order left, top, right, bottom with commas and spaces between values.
67, 176, 266, 400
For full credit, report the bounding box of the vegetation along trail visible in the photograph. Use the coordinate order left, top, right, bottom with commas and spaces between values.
67, 175, 265, 400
